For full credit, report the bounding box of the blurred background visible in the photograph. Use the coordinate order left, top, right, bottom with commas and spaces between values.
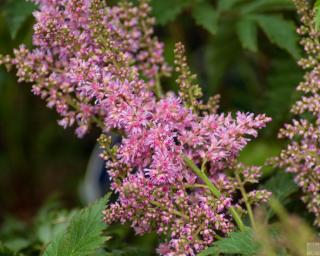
0, 0, 307, 254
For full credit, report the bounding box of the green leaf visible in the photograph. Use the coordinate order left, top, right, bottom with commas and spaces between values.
217, 0, 246, 11
36, 210, 78, 245
199, 228, 260, 256
263, 58, 302, 135
151, 0, 192, 25
253, 15, 300, 59
43, 194, 110, 256
2, 0, 36, 39
192, 2, 218, 35
263, 171, 299, 219
204, 23, 240, 96
314, 0, 320, 31
240, 0, 294, 14
0, 243, 21, 256
264, 171, 298, 203
236, 18, 258, 52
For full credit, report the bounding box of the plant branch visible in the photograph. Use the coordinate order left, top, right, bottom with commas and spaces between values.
183, 155, 245, 232
235, 171, 257, 230
154, 73, 163, 98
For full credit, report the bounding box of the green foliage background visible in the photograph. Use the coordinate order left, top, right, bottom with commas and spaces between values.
0, 0, 316, 255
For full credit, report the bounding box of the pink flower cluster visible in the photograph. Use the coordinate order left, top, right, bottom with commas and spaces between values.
101, 103, 271, 254
1, 0, 272, 255
1, 0, 169, 137
277, 0, 320, 227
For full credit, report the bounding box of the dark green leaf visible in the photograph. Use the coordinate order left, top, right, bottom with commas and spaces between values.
218, 0, 246, 11
151, 0, 192, 25
236, 18, 258, 51
199, 228, 260, 256
204, 22, 240, 96
253, 15, 300, 59
192, 2, 218, 35
2, 0, 36, 39
43, 194, 110, 256
263, 58, 302, 135
263, 171, 299, 219
240, 0, 294, 14
264, 171, 298, 203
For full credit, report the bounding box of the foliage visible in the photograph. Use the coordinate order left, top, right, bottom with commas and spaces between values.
263, 171, 298, 204
43, 194, 110, 256
0, 195, 157, 256
198, 228, 260, 256
151, 0, 299, 58
1, 0, 35, 39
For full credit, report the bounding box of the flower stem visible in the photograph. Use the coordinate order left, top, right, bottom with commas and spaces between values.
183, 155, 221, 197
154, 73, 163, 98
183, 155, 245, 232
235, 171, 256, 229
184, 184, 209, 190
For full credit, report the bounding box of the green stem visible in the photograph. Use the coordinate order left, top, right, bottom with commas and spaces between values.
184, 184, 209, 190
154, 73, 163, 98
235, 172, 256, 229
183, 155, 245, 232
183, 156, 221, 197
268, 197, 289, 222
229, 207, 245, 232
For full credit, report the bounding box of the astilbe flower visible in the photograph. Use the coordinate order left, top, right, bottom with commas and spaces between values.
0, 0, 170, 137
276, 0, 320, 226
97, 43, 270, 254
0, 0, 272, 255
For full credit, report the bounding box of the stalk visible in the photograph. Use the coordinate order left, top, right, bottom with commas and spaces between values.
183, 155, 245, 232
154, 73, 163, 98
235, 171, 257, 229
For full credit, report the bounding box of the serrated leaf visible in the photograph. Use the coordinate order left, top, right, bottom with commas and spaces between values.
199, 228, 260, 256
263, 58, 302, 134
240, 0, 294, 14
192, 2, 218, 35
36, 209, 78, 245
43, 194, 110, 256
2, 0, 36, 39
236, 18, 258, 52
314, 0, 320, 31
263, 171, 299, 219
217, 0, 246, 11
253, 15, 300, 59
151, 0, 192, 25
204, 24, 240, 96
264, 171, 298, 203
